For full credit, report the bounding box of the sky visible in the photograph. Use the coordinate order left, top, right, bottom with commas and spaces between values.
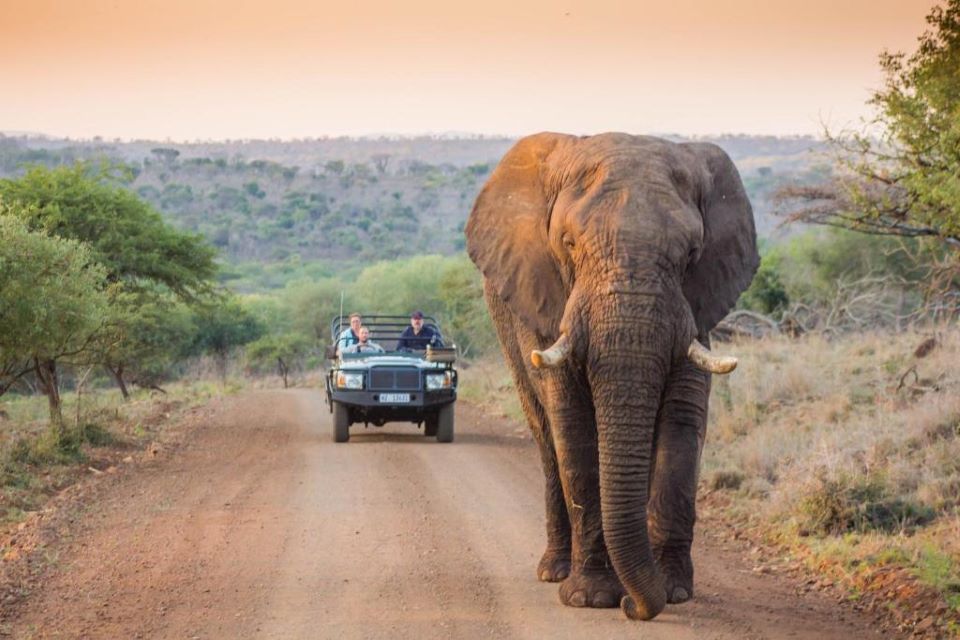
0, 0, 939, 141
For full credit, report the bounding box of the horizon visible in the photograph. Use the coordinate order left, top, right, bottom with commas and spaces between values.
0, 129, 827, 145
3, 1, 938, 140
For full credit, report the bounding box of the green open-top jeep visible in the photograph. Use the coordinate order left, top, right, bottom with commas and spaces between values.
324, 315, 458, 443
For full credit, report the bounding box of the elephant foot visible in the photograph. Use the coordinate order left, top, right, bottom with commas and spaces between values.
667, 585, 691, 603
537, 549, 571, 582
657, 550, 694, 604
558, 567, 625, 608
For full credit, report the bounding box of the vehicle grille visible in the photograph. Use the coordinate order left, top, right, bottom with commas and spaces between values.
369, 367, 421, 391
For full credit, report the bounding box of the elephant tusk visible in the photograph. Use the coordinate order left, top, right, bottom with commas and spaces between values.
531, 333, 571, 369
687, 340, 738, 374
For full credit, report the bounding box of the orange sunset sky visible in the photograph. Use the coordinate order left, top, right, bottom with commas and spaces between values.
1, 0, 938, 140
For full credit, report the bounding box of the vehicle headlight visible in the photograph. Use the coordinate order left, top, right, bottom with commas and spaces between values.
336, 372, 363, 389
425, 372, 452, 391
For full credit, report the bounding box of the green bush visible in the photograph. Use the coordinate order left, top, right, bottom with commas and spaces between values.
779, 229, 926, 307
78, 422, 117, 447
739, 252, 789, 317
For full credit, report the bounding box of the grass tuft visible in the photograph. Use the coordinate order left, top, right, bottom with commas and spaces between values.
708, 469, 745, 491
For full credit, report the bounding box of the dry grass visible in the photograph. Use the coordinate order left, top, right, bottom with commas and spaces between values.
0, 377, 246, 524
705, 329, 960, 516
1, 379, 242, 445
704, 327, 960, 626
457, 355, 525, 423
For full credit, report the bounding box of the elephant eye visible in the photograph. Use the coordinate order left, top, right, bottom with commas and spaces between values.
562, 233, 575, 250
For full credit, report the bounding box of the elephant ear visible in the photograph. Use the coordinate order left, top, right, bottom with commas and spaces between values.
466, 133, 568, 338
682, 142, 759, 335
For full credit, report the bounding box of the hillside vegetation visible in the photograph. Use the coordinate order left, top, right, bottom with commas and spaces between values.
0, 134, 828, 291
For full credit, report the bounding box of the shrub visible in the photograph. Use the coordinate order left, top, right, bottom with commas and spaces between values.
797, 471, 934, 536
739, 252, 789, 317
708, 469, 746, 491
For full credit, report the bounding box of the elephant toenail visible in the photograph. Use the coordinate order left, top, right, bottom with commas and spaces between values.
671, 587, 690, 603
593, 590, 615, 608
555, 567, 570, 580
538, 569, 550, 582
569, 590, 587, 607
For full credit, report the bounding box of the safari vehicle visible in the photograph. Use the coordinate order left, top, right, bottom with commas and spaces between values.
324, 315, 458, 443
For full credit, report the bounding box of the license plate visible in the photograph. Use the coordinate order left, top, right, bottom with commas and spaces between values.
379, 393, 410, 403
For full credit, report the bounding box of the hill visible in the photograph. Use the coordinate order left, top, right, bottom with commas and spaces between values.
0, 133, 829, 287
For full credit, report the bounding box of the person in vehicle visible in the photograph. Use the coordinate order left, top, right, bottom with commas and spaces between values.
342, 326, 385, 354
396, 311, 444, 350
336, 312, 362, 355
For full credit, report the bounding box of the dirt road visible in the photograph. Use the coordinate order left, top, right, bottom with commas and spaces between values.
6, 390, 890, 639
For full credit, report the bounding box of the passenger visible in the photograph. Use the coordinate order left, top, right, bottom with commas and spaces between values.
396, 310, 444, 351
336, 312, 362, 355
342, 326, 385, 354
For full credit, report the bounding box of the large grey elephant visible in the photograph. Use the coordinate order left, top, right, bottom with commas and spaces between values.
465, 132, 758, 620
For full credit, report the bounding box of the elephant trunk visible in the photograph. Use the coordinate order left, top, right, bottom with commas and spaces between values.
590, 299, 675, 620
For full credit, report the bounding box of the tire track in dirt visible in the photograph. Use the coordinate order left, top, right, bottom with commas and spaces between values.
256, 392, 510, 639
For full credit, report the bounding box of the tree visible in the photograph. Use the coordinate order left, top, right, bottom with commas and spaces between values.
245, 333, 312, 388
0, 163, 217, 300
371, 153, 391, 174
99, 294, 196, 398
0, 211, 113, 434
780, 0, 960, 300
351, 255, 447, 316
324, 160, 345, 175
151, 147, 180, 164
0, 163, 219, 395
189, 299, 264, 382
738, 253, 790, 318
437, 256, 497, 356
279, 277, 347, 343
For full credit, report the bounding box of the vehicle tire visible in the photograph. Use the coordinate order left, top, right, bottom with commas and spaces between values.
435, 403, 454, 443
424, 412, 439, 437
333, 402, 350, 443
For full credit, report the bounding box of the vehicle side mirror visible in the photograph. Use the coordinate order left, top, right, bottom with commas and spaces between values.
324, 345, 338, 360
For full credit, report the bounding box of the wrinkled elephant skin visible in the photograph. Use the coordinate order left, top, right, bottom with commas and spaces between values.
466, 132, 758, 620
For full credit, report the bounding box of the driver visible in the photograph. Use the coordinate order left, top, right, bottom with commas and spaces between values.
396, 310, 443, 350
343, 326, 385, 354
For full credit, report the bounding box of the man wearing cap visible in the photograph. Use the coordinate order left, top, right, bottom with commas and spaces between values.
396, 311, 444, 351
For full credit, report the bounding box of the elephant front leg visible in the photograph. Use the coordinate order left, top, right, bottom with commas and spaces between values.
521, 390, 571, 582
535, 431, 572, 583
648, 361, 710, 604
484, 285, 572, 582
510, 369, 571, 582
545, 376, 624, 609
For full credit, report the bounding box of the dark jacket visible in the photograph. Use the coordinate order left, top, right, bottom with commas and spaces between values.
396, 324, 443, 350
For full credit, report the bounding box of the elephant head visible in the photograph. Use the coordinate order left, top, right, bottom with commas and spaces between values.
466, 132, 758, 619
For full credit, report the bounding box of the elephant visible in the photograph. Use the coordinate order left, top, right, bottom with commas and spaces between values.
465, 132, 758, 621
